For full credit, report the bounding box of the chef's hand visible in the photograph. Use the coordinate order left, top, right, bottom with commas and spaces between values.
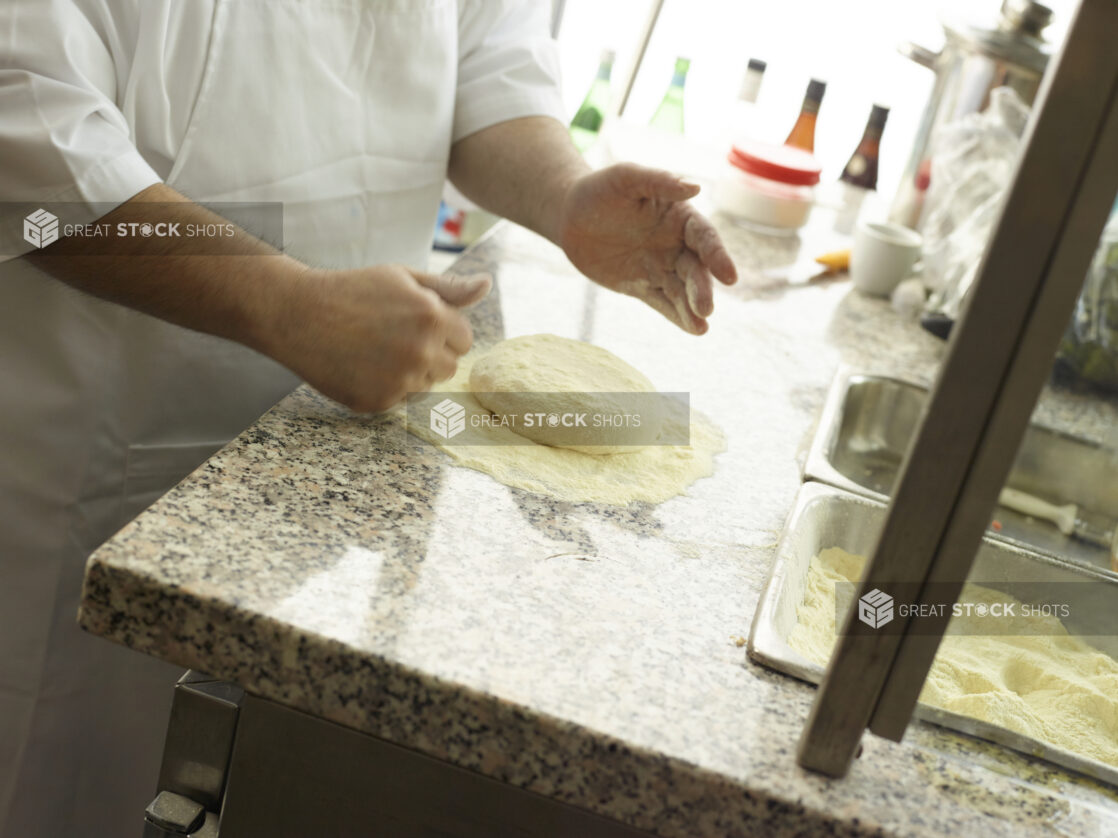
556, 164, 738, 335
272, 265, 491, 413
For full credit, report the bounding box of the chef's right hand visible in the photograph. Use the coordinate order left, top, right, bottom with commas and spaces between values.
270, 264, 491, 413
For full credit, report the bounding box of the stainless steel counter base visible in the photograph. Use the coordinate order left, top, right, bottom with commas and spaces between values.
219, 694, 655, 838
146, 672, 654, 838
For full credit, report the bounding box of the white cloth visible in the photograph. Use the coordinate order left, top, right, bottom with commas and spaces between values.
0, 2, 563, 835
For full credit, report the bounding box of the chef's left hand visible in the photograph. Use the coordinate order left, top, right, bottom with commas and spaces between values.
556, 163, 738, 335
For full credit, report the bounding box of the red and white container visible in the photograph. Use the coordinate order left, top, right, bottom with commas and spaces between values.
713, 140, 821, 232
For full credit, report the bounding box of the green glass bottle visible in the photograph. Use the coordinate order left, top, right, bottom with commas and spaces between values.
649, 56, 690, 134
570, 49, 615, 153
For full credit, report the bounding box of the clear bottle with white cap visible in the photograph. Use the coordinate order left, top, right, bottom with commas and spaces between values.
728, 58, 767, 147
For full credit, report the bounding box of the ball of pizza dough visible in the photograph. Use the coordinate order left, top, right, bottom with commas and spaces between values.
468, 334, 667, 454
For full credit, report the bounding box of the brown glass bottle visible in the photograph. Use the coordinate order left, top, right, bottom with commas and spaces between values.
840, 105, 890, 190
784, 79, 826, 152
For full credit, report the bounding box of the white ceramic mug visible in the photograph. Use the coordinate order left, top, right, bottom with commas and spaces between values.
851, 221, 923, 297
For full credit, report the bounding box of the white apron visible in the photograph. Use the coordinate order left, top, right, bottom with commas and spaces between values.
0, 1, 466, 834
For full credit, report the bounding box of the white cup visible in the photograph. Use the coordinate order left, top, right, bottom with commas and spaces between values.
851, 221, 923, 297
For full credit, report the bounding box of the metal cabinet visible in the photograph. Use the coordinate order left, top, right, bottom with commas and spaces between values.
144, 673, 653, 838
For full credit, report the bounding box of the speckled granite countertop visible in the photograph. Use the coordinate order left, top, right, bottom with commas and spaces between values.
80, 211, 1118, 837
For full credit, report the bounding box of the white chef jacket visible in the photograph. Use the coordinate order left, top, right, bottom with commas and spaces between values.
0, 2, 564, 835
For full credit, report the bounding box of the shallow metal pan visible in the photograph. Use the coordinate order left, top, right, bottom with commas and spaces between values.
748, 481, 1118, 788
803, 371, 1117, 574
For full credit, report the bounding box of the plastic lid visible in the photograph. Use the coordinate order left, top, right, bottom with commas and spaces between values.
728, 141, 822, 186
747, 58, 767, 73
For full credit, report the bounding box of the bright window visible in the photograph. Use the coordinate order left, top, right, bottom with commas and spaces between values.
554, 0, 1077, 199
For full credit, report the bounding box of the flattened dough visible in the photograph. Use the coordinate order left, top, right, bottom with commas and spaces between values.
469, 334, 664, 453
407, 335, 724, 505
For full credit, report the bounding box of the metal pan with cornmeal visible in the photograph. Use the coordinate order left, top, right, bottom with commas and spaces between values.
749, 482, 1118, 787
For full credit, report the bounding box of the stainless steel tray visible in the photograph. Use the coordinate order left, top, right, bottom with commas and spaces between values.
804, 370, 1118, 574
748, 481, 1118, 787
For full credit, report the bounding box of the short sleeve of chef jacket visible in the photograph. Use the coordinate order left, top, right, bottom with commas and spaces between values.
453, 0, 566, 143
0, 0, 162, 208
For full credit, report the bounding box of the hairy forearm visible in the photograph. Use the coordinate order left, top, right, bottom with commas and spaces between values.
25, 183, 307, 357
448, 116, 589, 244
